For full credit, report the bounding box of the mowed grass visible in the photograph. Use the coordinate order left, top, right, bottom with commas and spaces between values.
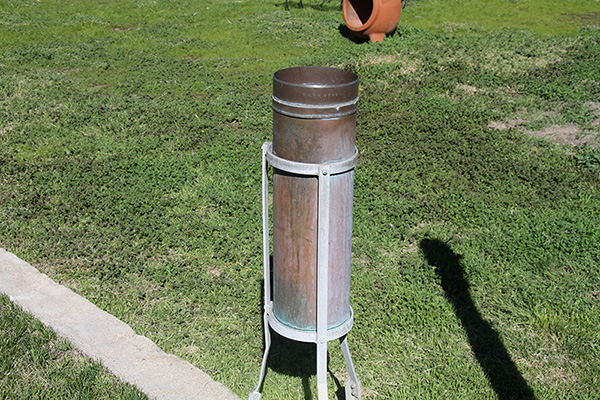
403, 0, 600, 35
0, 295, 148, 399
1, 0, 599, 398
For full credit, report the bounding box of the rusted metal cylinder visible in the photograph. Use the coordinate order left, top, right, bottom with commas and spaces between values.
271, 66, 358, 331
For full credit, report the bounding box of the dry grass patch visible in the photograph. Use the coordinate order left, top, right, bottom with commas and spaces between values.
479, 46, 567, 76
522, 124, 598, 148
489, 103, 599, 148
456, 84, 487, 95
488, 119, 527, 131
525, 333, 579, 389
489, 119, 598, 148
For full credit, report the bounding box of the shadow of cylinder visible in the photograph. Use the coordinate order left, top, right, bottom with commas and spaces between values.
419, 238, 536, 400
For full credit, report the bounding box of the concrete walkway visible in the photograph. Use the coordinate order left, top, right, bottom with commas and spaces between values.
0, 248, 240, 400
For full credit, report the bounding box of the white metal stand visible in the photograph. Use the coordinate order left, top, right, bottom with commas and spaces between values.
249, 142, 361, 400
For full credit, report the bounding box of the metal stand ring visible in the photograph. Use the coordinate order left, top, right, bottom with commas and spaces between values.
264, 142, 358, 176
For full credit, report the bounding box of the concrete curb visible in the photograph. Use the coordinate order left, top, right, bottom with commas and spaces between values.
0, 248, 240, 400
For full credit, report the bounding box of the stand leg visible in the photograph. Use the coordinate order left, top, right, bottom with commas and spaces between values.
250, 143, 272, 400
249, 311, 272, 400
340, 335, 361, 400
316, 165, 331, 400
317, 340, 328, 400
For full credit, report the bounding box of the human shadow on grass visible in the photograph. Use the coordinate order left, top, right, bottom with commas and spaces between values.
419, 239, 536, 400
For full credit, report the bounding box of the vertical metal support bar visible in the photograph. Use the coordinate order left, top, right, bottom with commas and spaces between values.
340, 335, 361, 399
248, 143, 272, 400
316, 165, 331, 400
262, 143, 271, 311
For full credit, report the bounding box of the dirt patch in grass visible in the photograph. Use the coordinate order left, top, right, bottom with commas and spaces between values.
522, 124, 598, 148
479, 48, 565, 75
457, 84, 487, 95
529, 338, 579, 389
488, 119, 527, 131
488, 122, 600, 148
489, 104, 599, 148
358, 51, 422, 77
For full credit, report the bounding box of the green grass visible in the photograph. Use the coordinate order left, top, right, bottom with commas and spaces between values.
0, 295, 148, 399
1, 0, 599, 398
403, 0, 600, 36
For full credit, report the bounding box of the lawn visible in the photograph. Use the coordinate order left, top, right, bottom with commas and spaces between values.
0, 294, 147, 399
1, 0, 599, 398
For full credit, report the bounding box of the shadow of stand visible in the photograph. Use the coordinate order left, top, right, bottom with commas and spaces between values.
419, 239, 536, 400
255, 257, 345, 399
263, 332, 346, 400
266, 331, 316, 400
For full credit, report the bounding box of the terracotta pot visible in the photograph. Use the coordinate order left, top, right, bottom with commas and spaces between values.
343, 0, 403, 43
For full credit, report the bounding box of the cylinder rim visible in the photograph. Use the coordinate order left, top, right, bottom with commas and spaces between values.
273, 66, 358, 89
